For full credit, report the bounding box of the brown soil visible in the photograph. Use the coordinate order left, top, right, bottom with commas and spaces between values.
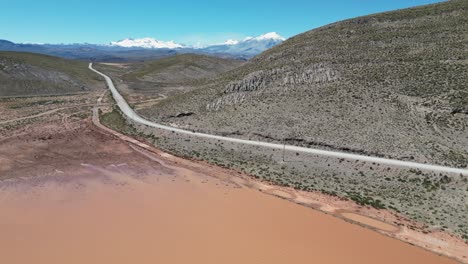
340, 212, 399, 232
0, 120, 461, 264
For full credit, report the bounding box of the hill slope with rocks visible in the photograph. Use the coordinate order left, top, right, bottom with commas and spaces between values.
0, 51, 100, 97
140, 0, 468, 168
123, 53, 243, 85
93, 54, 243, 103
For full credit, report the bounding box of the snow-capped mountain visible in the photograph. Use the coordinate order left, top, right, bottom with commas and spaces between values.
222, 39, 239, 45
0, 32, 286, 62
242, 32, 286, 42
108, 32, 285, 56
110, 38, 184, 49
201, 32, 286, 57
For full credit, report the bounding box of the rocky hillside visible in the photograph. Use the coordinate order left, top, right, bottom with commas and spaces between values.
93, 54, 243, 100
0, 52, 100, 97
141, 0, 468, 167
123, 53, 243, 85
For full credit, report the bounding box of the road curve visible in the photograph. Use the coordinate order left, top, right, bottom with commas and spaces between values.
89, 63, 468, 175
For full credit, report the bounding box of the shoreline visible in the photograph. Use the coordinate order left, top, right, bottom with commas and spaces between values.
91, 116, 468, 263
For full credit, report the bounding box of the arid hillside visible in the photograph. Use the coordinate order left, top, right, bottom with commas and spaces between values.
140, 0, 468, 167
93, 54, 244, 111
0, 51, 100, 97
122, 53, 244, 85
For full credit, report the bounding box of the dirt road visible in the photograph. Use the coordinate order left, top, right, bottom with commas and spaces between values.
89, 63, 468, 175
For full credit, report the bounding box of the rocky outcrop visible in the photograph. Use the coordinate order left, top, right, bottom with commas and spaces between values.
206, 92, 248, 111
224, 70, 269, 94
282, 64, 340, 85
208, 64, 340, 111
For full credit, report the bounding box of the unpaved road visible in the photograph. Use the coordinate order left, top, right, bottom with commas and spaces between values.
89, 63, 468, 175
0, 104, 96, 125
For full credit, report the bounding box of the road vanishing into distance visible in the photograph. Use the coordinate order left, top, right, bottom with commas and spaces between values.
89, 63, 468, 176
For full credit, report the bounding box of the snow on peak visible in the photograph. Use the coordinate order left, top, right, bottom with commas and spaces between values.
240, 32, 286, 42
229, 32, 286, 44
251, 32, 286, 41
217, 32, 285, 47
110, 37, 184, 49
223, 39, 239, 45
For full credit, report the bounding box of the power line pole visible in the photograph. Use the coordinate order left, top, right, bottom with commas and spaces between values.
282, 138, 285, 162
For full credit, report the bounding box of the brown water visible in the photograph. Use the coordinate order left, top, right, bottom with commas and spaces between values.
0, 170, 456, 264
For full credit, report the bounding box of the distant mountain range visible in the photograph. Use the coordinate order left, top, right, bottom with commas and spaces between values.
200, 32, 285, 57
110, 38, 184, 49
0, 32, 285, 62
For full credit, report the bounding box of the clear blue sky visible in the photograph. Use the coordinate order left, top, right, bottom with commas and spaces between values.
1, 0, 445, 45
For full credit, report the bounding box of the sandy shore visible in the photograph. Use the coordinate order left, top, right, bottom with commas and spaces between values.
0, 123, 460, 264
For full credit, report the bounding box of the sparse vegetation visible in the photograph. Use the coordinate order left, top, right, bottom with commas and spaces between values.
136, 0, 468, 168
94, 0, 468, 242
346, 192, 386, 209
100, 107, 138, 135
101, 103, 468, 240
0, 51, 100, 97
123, 53, 243, 84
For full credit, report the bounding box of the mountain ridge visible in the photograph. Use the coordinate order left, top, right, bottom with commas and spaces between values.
0, 51, 100, 97
108, 32, 285, 49
0, 32, 286, 61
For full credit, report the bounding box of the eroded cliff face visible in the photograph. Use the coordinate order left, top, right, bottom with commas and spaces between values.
207, 64, 341, 111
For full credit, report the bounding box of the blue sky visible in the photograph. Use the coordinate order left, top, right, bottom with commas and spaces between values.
1, 0, 445, 45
